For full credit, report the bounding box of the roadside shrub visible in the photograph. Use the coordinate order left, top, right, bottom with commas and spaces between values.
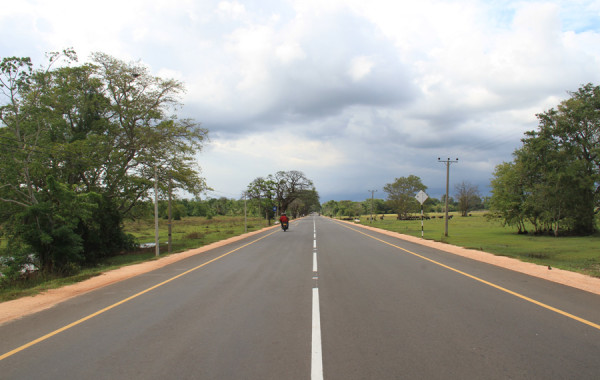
0, 247, 39, 286
186, 232, 205, 239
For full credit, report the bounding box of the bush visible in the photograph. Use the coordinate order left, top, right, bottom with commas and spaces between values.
0, 249, 38, 286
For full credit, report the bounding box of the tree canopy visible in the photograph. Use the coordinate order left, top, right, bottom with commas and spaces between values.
383, 175, 427, 219
488, 83, 599, 236
246, 170, 319, 218
0, 50, 207, 274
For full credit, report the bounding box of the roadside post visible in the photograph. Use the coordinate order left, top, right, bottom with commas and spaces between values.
154, 165, 159, 256
415, 190, 429, 238
438, 158, 459, 236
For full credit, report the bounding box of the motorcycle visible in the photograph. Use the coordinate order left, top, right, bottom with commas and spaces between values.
281, 221, 289, 231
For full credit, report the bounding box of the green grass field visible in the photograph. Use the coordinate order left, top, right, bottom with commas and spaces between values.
123, 215, 267, 253
354, 212, 600, 278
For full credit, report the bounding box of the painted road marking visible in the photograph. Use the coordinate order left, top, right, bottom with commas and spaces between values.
312, 288, 324, 380
0, 230, 279, 362
336, 221, 600, 331
311, 215, 324, 380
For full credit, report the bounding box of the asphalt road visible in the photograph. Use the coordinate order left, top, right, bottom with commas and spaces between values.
1, 215, 599, 379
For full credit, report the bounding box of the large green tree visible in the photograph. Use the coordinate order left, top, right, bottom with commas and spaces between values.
489, 83, 599, 235
383, 175, 427, 219
0, 50, 207, 273
246, 176, 277, 219
88, 52, 207, 215
273, 170, 315, 213
247, 170, 317, 218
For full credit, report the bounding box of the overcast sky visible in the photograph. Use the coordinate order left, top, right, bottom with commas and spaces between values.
2, 0, 600, 202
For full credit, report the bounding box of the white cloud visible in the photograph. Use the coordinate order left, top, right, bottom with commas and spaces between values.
216, 1, 246, 19
275, 41, 306, 64
2, 0, 600, 200
348, 56, 375, 82
209, 131, 346, 168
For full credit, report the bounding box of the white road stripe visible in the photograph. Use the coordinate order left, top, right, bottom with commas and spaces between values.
312, 288, 324, 380
311, 215, 324, 379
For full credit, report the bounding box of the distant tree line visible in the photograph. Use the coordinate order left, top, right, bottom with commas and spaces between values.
321, 178, 485, 219
0, 50, 207, 279
134, 194, 320, 221
488, 84, 599, 236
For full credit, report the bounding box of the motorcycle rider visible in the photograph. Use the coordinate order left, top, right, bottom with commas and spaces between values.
279, 212, 289, 230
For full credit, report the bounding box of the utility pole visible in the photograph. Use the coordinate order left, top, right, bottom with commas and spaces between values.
368, 189, 377, 223
168, 172, 172, 254
438, 158, 458, 237
244, 192, 247, 233
154, 165, 160, 256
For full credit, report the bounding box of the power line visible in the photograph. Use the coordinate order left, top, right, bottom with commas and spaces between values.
466, 128, 528, 152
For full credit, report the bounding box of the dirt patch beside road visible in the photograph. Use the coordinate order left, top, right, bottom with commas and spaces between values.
1, 220, 599, 326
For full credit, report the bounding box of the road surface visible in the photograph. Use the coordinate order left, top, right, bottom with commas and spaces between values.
1, 215, 599, 379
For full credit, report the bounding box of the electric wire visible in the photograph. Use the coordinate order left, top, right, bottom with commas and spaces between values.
466, 128, 527, 152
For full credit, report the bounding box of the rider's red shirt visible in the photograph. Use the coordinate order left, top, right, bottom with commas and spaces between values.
280, 215, 289, 223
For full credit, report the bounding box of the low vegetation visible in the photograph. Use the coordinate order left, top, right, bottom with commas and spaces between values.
124, 216, 267, 252
352, 212, 600, 278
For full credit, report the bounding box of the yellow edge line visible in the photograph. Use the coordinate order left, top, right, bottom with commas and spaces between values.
336, 221, 600, 331
0, 230, 278, 361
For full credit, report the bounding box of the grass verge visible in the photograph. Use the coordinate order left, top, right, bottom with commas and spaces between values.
354, 212, 600, 278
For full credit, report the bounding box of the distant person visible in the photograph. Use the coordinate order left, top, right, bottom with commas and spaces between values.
279, 213, 289, 224
279, 212, 289, 231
